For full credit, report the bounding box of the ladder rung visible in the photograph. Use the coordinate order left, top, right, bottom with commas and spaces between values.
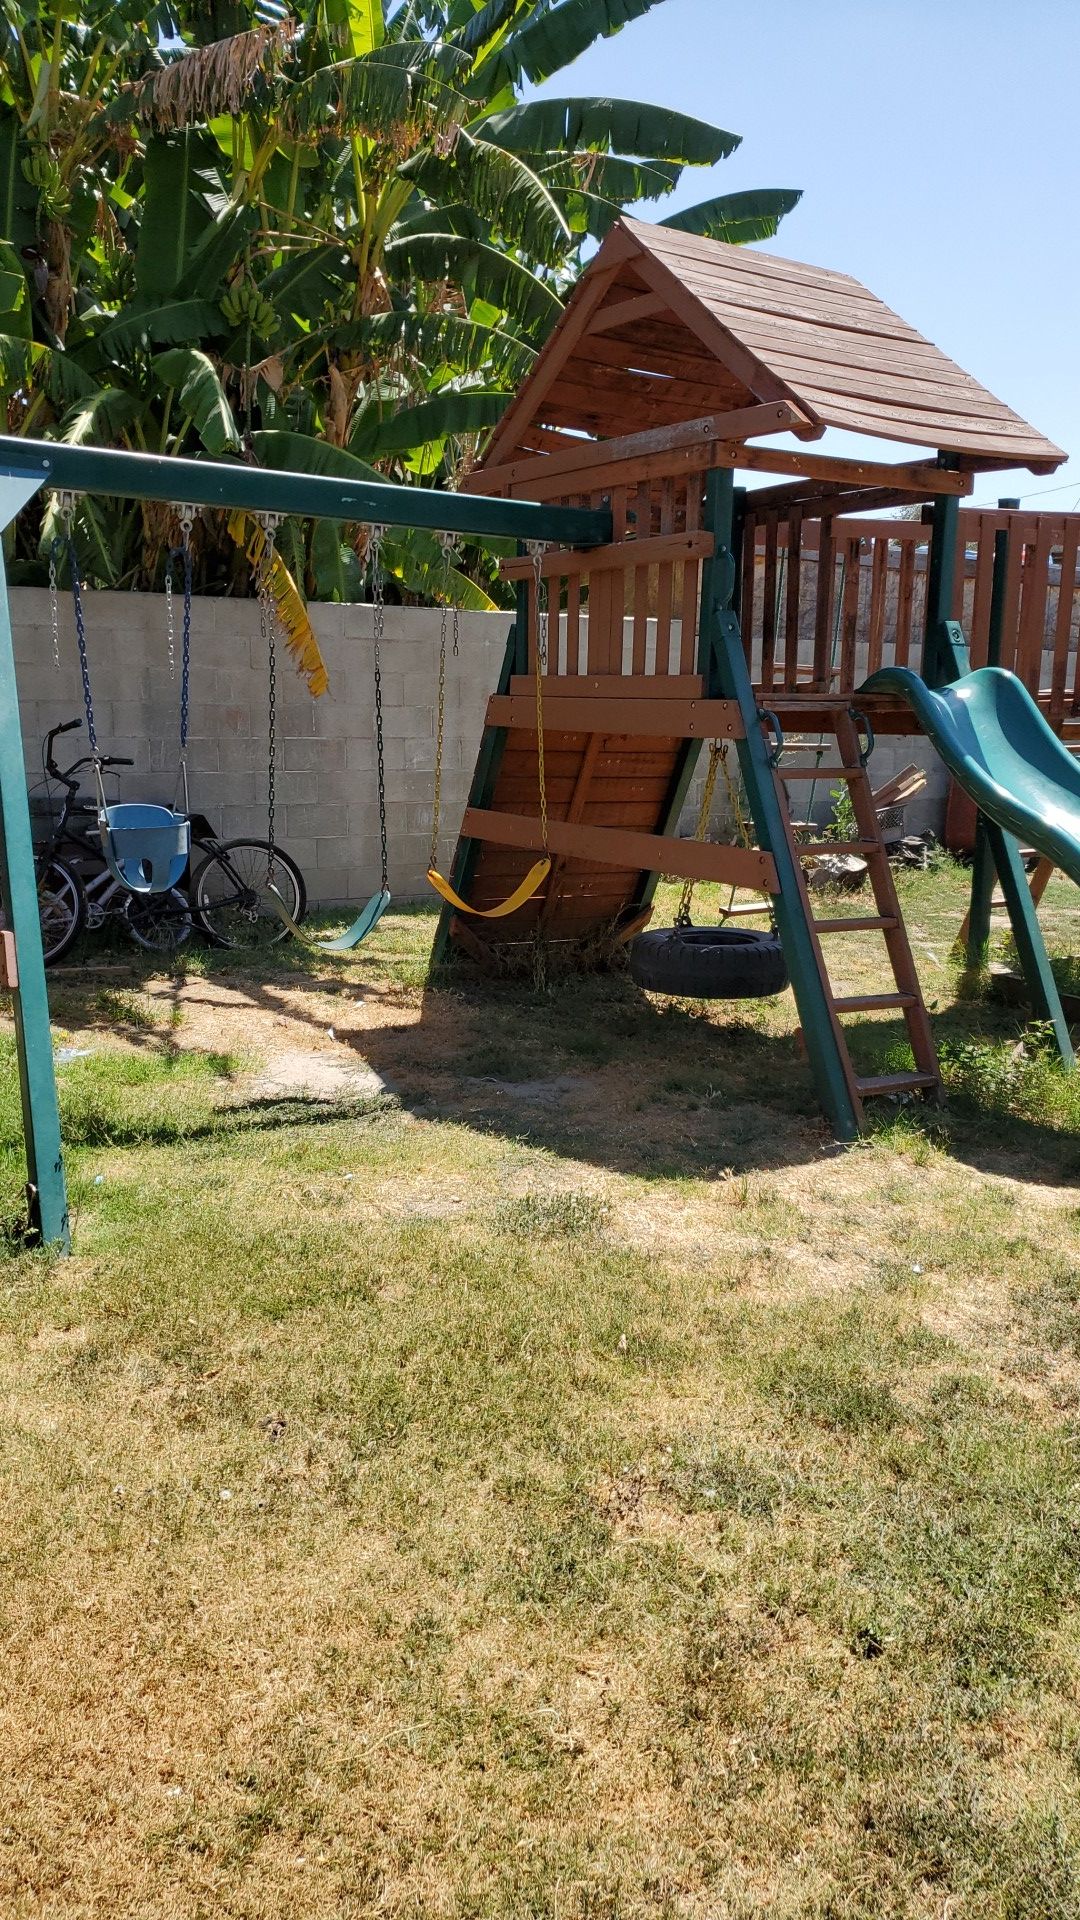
833, 992, 917, 1013
814, 915, 899, 932
856, 1071, 938, 1096
799, 840, 878, 856
779, 766, 860, 781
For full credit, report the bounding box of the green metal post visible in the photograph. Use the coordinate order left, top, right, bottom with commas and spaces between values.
0, 529, 69, 1246
698, 467, 862, 1140
922, 478, 960, 689
984, 820, 1074, 1064
964, 527, 1010, 967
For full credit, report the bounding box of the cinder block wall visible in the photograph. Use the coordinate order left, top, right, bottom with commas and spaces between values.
12, 586, 948, 905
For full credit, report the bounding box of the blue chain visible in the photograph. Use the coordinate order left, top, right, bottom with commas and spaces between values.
67, 529, 96, 753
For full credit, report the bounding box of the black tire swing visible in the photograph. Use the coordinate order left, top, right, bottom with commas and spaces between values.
628, 739, 788, 1001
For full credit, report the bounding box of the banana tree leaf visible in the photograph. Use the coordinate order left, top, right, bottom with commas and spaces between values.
381, 526, 499, 610
310, 516, 363, 601
401, 135, 571, 267
135, 132, 225, 298
0, 241, 31, 341
478, 96, 738, 165
393, 202, 488, 241
542, 153, 681, 203
250, 429, 385, 486
97, 298, 225, 357
286, 45, 469, 141
473, 0, 677, 92
261, 244, 352, 324
175, 202, 259, 301
0, 108, 36, 252
323, 0, 385, 55
153, 347, 240, 454
359, 388, 510, 456
384, 232, 562, 338
0, 333, 46, 395
227, 508, 330, 697
448, 0, 525, 58
59, 387, 143, 446
332, 309, 536, 385
660, 187, 802, 243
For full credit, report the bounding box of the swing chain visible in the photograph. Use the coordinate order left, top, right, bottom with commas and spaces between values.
674, 740, 723, 928
48, 492, 74, 674
370, 525, 389, 893
257, 512, 285, 889
431, 533, 458, 872
527, 541, 549, 853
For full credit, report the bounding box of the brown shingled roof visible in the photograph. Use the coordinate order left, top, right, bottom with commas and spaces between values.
480, 217, 1065, 475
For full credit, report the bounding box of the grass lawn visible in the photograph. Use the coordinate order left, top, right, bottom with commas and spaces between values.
1, 862, 1079, 1918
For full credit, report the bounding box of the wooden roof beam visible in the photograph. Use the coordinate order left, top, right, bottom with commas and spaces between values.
459, 403, 812, 496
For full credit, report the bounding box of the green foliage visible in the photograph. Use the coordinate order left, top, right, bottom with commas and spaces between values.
0, 0, 799, 609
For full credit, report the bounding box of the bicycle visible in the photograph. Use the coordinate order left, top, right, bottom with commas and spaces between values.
23, 719, 307, 963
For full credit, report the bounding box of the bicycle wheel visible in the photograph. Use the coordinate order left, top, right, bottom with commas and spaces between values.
191, 840, 306, 950
36, 857, 86, 965
124, 885, 194, 955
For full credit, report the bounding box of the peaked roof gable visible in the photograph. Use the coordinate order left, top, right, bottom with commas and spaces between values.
479, 219, 1065, 475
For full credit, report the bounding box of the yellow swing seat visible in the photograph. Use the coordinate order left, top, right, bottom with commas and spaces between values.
426, 856, 551, 919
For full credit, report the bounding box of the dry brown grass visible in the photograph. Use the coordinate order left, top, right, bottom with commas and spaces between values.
1, 866, 1080, 1916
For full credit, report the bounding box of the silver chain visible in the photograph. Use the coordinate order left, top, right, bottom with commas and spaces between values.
48, 491, 75, 672
258, 512, 285, 889
164, 554, 175, 678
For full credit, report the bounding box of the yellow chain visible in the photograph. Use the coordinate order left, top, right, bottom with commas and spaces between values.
430, 598, 447, 872
530, 543, 549, 852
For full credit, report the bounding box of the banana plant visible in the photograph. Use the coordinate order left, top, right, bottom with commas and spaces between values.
0, 0, 801, 640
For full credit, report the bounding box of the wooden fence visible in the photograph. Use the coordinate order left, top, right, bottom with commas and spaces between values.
742, 506, 1080, 725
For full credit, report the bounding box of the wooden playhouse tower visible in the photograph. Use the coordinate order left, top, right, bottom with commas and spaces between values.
436, 218, 1066, 1140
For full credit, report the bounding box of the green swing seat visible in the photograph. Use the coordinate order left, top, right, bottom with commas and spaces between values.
98, 802, 191, 895
264, 881, 390, 950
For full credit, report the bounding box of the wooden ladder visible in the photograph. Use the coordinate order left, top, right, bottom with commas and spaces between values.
767, 705, 941, 1124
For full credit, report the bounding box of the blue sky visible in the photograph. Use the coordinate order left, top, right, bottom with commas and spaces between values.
534, 0, 1080, 507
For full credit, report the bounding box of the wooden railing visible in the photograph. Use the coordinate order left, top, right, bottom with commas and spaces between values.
743, 507, 1080, 724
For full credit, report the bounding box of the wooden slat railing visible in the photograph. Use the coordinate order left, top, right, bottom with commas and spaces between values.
743, 507, 1080, 726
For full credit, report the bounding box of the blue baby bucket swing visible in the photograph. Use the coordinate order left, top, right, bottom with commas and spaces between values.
65, 504, 191, 895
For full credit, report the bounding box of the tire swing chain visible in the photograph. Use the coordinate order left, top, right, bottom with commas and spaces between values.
674, 740, 723, 929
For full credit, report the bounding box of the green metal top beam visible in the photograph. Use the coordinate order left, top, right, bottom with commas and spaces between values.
0, 435, 611, 548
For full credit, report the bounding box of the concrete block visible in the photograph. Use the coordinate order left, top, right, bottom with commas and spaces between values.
403, 736, 437, 772
345, 734, 405, 772
287, 802, 347, 838
307, 866, 353, 903
266, 771, 318, 805
277, 837, 318, 874
194, 771, 259, 808
283, 735, 346, 772
189, 701, 251, 737
381, 704, 432, 739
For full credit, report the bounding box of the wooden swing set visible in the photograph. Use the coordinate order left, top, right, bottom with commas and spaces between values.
0, 215, 1075, 1251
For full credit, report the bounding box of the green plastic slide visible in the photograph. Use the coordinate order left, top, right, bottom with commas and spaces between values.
861, 666, 1080, 887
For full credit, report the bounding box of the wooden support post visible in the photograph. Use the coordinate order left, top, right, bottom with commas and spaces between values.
0, 526, 69, 1247
698, 468, 863, 1141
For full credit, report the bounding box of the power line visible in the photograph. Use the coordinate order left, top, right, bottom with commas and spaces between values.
968, 475, 1080, 508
